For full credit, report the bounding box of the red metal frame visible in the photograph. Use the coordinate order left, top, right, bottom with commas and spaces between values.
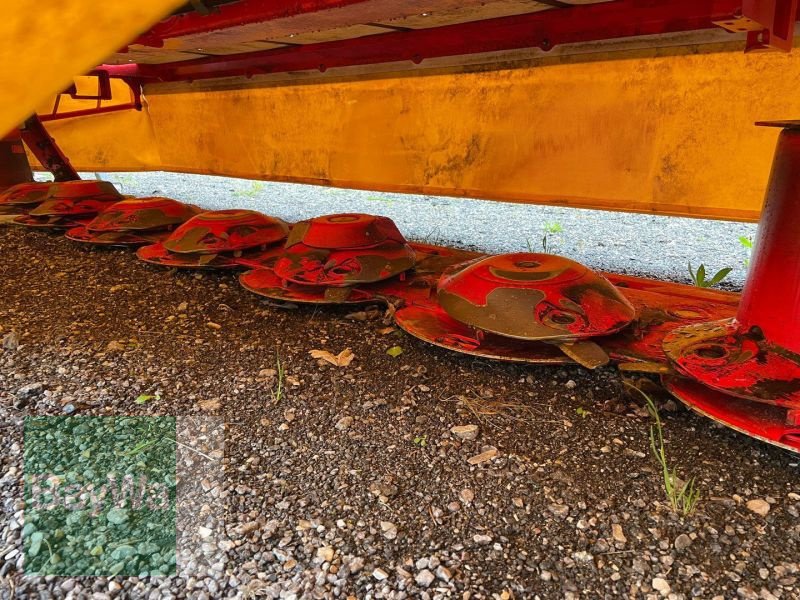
18, 116, 79, 181
103, 0, 750, 83
134, 0, 371, 46
738, 122, 800, 353
40, 74, 142, 123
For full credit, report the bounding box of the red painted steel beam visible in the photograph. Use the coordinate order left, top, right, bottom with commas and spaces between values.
739, 122, 800, 353
105, 0, 747, 83
134, 0, 374, 46
19, 116, 80, 181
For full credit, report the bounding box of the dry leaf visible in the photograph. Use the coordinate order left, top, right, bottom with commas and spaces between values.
198, 398, 221, 411
382, 303, 398, 324
309, 348, 355, 367
377, 327, 396, 335
345, 310, 369, 321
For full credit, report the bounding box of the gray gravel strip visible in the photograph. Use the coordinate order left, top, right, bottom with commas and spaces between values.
0, 218, 796, 600
57, 171, 757, 289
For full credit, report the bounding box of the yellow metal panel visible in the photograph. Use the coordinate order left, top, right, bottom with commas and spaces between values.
0, 0, 182, 134
33, 109, 161, 173
38, 46, 800, 221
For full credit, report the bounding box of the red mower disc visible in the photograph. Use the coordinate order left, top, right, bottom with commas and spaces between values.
66, 197, 202, 246
163, 209, 288, 255
137, 241, 284, 270
12, 215, 93, 229
435, 253, 635, 368
0, 182, 54, 215
14, 180, 122, 227
663, 375, 800, 454
395, 299, 573, 364
240, 268, 378, 304
87, 197, 202, 233
663, 318, 800, 409
65, 226, 169, 246
437, 253, 635, 343
273, 213, 415, 286
601, 287, 737, 366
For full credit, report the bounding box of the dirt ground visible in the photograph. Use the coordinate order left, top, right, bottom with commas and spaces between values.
1, 225, 798, 599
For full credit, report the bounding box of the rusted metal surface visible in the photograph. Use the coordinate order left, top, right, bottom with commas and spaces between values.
138, 209, 287, 268
601, 287, 737, 365
274, 214, 415, 286
13, 216, 94, 229
163, 209, 288, 254
104, 0, 749, 83
394, 300, 573, 364
66, 227, 169, 246
664, 376, 800, 452
87, 197, 201, 232
65, 197, 201, 246
19, 116, 79, 182
240, 267, 378, 304
14, 180, 123, 228
437, 253, 634, 342
0, 182, 55, 215
137, 242, 283, 269
664, 319, 800, 409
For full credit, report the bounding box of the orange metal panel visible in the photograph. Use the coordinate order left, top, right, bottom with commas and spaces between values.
34, 45, 800, 221
0, 0, 182, 134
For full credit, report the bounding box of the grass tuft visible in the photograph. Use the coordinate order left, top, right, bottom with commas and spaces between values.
271, 353, 284, 405
626, 382, 701, 517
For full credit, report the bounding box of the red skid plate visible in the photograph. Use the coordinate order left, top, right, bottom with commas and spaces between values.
137, 242, 239, 269
239, 267, 378, 304
66, 226, 170, 246
394, 299, 572, 364
663, 375, 800, 454
13, 215, 92, 229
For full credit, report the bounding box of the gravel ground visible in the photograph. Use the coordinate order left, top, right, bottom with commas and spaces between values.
47, 171, 758, 290
0, 216, 798, 599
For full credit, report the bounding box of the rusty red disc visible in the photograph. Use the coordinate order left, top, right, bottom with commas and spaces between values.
437, 253, 635, 343
137, 242, 241, 269
137, 242, 282, 270
663, 375, 800, 453
601, 287, 738, 365
87, 197, 201, 233
65, 226, 169, 246
240, 268, 377, 304
394, 299, 572, 364
163, 209, 288, 255
45, 180, 122, 201
0, 182, 54, 210
663, 318, 800, 409
13, 215, 93, 229
273, 213, 415, 286
27, 196, 122, 218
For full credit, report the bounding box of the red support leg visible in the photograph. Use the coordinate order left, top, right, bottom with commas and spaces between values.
662, 121, 800, 452
0, 130, 33, 191
19, 115, 79, 182
738, 125, 800, 352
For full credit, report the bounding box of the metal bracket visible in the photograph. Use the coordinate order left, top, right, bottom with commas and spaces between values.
714, 0, 799, 51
